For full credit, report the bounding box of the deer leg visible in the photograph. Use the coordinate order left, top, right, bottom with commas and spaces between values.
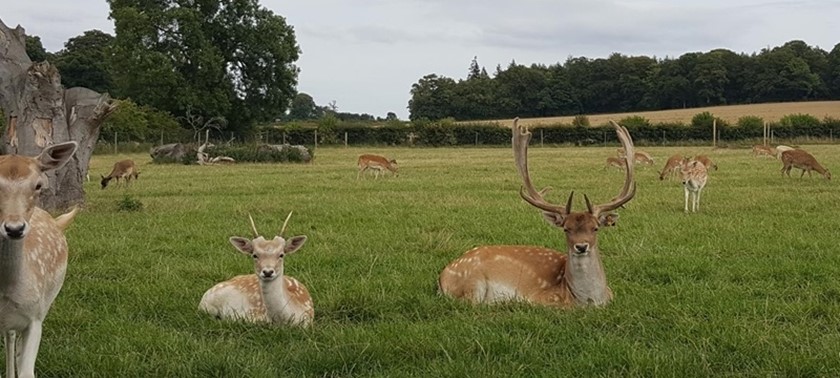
17, 321, 43, 378
5, 331, 16, 378
684, 186, 690, 213
800, 169, 806, 178
695, 189, 702, 212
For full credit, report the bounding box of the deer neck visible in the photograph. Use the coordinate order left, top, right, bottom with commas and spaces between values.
259, 273, 292, 322
0, 238, 25, 290
564, 248, 611, 306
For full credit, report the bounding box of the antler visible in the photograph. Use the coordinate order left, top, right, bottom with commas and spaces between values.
247, 213, 260, 238
279, 211, 293, 237
590, 120, 636, 215
512, 118, 568, 215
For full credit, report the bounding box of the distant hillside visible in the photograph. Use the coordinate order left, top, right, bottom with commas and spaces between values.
471, 101, 840, 128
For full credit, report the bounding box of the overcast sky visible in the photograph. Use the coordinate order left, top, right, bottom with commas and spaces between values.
4, 0, 839, 119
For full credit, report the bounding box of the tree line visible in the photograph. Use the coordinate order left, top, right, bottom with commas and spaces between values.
409, 41, 840, 121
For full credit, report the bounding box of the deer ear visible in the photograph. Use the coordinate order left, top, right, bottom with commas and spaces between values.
541, 211, 566, 227
598, 213, 619, 227
284, 235, 307, 255
38, 141, 78, 172
229, 237, 254, 254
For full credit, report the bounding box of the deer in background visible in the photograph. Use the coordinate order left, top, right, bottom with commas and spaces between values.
752, 144, 775, 158
617, 148, 654, 166
681, 159, 709, 213
781, 149, 831, 180
101, 159, 139, 189
0, 142, 79, 378
357, 154, 398, 179
199, 213, 313, 326
694, 155, 718, 171
439, 119, 636, 308
774, 145, 795, 159
604, 156, 626, 171
659, 154, 689, 181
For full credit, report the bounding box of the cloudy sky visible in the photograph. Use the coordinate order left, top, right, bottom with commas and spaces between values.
4, 0, 839, 119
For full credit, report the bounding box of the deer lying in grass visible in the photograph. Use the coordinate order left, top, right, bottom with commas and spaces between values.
781, 149, 831, 180
659, 154, 688, 181
604, 156, 626, 170
357, 154, 398, 179
681, 159, 708, 213
101, 159, 139, 189
752, 144, 775, 158
694, 155, 718, 171
439, 119, 636, 308
0, 142, 79, 378
199, 213, 313, 326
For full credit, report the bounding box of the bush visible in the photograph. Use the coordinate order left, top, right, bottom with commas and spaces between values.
691, 112, 727, 128
211, 144, 314, 163
619, 115, 651, 128
117, 195, 143, 212
779, 113, 820, 129
413, 118, 456, 146
572, 115, 590, 127
737, 115, 764, 129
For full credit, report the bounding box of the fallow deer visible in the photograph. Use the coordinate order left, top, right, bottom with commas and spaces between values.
0, 141, 79, 378
100, 159, 139, 189
681, 159, 708, 213
617, 148, 654, 165
357, 154, 398, 179
199, 213, 313, 326
659, 154, 688, 181
781, 149, 831, 180
439, 119, 636, 308
604, 156, 625, 171
752, 144, 775, 158
694, 154, 718, 171
775, 145, 796, 159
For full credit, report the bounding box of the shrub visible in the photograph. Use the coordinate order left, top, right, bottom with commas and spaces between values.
779, 113, 820, 129
413, 118, 456, 146
619, 115, 651, 128
117, 195, 143, 212
572, 115, 590, 127
691, 112, 727, 128
737, 115, 764, 129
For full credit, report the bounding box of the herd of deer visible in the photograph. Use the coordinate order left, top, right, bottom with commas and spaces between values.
0, 120, 833, 376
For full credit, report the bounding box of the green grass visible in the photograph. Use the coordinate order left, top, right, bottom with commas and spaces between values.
18, 145, 840, 376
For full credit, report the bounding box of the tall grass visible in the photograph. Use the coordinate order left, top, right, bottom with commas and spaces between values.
19, 145, 840, 376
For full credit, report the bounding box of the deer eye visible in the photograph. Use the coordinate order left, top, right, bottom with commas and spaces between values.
251, 254, 257, 259
35, 183, 43, 191
279, 253, 285, 258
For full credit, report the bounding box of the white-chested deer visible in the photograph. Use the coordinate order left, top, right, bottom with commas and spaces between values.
357, 154, 398, 179
681, 159, 708, 212
199, 213, 313, 326
439, 119, 636, 308
659, 154, 688, 181
100, 159, 139, 189
781, 149, 831, 180
0, 141, 79, 378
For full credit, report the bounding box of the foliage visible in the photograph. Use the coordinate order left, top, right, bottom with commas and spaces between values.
571, 115, 590, 127
101, 99, 181, 143
116, 195, 143, 212
619, 115, 651, 128
287, 93, 321, 120
736, 115, 764, 129
52, 30, 114, 92
690, 112, 728, 128
24, 35, 50, 62
779, 113, 821, 129
414, 117, 457, 146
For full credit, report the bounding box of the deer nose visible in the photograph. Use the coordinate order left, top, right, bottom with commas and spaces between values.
4, 223, 26, 239
574, 243, 589, 254
261, 269, 275, 278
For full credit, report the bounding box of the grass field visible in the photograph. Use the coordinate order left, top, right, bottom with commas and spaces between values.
17, 143, 840, 376
476, 100, 840, 127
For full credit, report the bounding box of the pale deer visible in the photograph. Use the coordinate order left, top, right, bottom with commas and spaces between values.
604, 156, 625, 171
681, 160, 709, 213
357, 154, 398, 179
775, 145, 795, 159
752, 144, 775, 158
100, 159, 139, 189
199, 213, 313, 327
781, 149, 831, 180
0, 141, 79, 378
694, 154, 718, 171
439, 119, 636, 308
659, 154, 688, 181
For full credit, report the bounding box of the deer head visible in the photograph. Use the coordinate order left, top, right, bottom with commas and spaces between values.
228, 213, 307, 282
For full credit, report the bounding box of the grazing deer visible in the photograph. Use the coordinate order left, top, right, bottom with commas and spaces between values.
617, 148, 654, 165
439, 119, 636, 308
357, 154, 398, 179
0, 142, 79, 378
781, 149, 831, 180
693, 155, 718, 171
752, 144, 775, 158
659, 154, 688, 181
199, 213, 313, 326
774, 145, 795, 159
604, 156, 626, 171
100, 159, 139, 189
681, 160, 708, 213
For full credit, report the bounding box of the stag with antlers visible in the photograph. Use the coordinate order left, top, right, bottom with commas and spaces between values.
439, 119, 636, 307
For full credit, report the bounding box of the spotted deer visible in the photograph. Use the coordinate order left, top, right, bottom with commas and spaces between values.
752, 144, 775, 158
604, 156, 626, 171
357, 154, 398, 179
693, 154, 718, 171
681, 159, 709, 212
659, 154, 689, 181
617, 148, 654, 166
439, 119, 636, 308
100, 159, 139, 189
781, 149, 831, 180
0, 141, 79, 378
199, 213, 313, 327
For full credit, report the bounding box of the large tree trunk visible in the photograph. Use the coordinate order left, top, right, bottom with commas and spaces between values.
0, 18, 116, 211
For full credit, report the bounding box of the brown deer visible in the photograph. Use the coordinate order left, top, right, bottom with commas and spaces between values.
101, 159, 139, 189
774, 145, 795, 159
659, 154, 688, 181
617, 148, 654, 165
752, 144, 775, 158
781, 149, 831, 180
439, 119, 636, 308
604, 156, 626, 171
694, 155, 718, 171
681, 160, 709, 212
199, 213, 313, 326
0, 142, 79, 378
357, 154, 398, 179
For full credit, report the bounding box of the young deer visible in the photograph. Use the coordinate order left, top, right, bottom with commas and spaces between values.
357, 154, 398, 179
439, 119, 636, 307
693, 154, 718, 171
659, 154, 688, 181
199, 213, 313, 326
604, 156, 626, 171
781, 149, 831, 180
681, 160, 709, 212
0, 141, 79, 378
100, 159, 139, 189
617, 148, 654, 165
752, 144, 775, 158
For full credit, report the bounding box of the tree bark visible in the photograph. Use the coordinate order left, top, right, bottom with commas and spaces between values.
0, 18, 116, 211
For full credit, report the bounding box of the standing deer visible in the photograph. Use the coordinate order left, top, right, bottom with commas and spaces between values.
604, 156, 626, 171
439, 119, 636, 307
693, 155, 718, 171
0, 141, 79, 378
100, 159, 139, 189
774, 145, 795, 160
357, 154, 398, 179
199, 213, 313, 326
781, 149, 831, 180
681, 159, 708, 212
659, 154, 688, 181
617, 148, 654, 165
752, 144, 775, 158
